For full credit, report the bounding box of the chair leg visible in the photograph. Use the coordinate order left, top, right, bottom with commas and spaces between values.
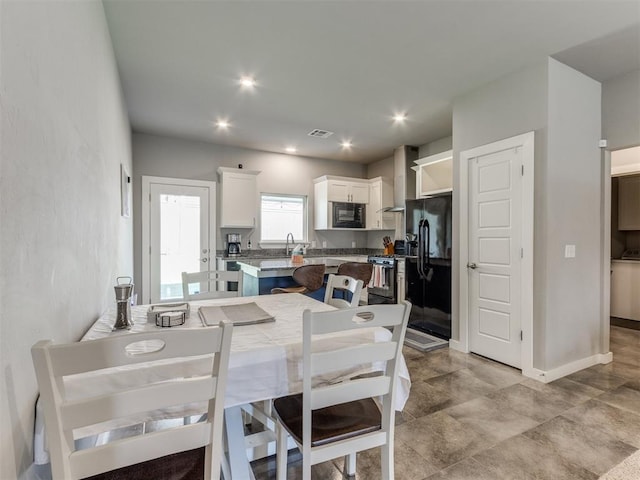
276, 423, 288, 480
381, 443, 393, 480
344, 453, 356, 476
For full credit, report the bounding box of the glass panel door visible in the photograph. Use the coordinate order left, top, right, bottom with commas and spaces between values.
149, 183, 210, 302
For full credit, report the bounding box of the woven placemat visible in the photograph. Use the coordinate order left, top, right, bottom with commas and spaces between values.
198, 302, 275, 326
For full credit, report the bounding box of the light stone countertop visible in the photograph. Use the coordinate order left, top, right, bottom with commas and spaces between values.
237, 256, 368, 278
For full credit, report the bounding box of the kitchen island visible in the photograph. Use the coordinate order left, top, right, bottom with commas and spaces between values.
238, 256, 367, 299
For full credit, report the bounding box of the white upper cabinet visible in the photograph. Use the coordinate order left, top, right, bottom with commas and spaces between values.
217, 167, 260, 228
618, 174, 640, 230
367, 177, 395, 230
324, 177, 370, 203
412, 150, 453, 197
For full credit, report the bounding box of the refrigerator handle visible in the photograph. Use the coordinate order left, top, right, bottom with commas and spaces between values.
424, 220, 434, 282
417, 219, 425, 279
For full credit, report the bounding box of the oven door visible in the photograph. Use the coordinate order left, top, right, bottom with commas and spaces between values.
368, 265, 396, 304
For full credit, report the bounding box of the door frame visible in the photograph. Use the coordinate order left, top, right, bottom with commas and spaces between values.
601, 149, 611, 357
456, 132, 535, 376
141, 176, 217, 304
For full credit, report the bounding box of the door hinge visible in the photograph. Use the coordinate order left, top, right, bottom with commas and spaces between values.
521, 248, 523, 258
149, 193, 151, 202
521, 165, 524, 176
520, 330, 523, 341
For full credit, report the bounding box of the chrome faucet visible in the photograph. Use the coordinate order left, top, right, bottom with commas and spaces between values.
285, 233, 295, 255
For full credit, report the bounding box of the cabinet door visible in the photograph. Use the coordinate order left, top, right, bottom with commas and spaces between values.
351, 183, 370, 203
327, 181, 350, 202
618, 175, 640, 230
221, 173, 257, 227
367, 182, 382, 229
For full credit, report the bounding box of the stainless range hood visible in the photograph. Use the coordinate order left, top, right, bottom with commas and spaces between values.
388, 145, 419, 211
380, 205, 405, 212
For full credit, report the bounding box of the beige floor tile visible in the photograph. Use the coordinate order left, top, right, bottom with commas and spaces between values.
445, 396, 539, 443
562, 398, 640, 448
597, 385, 640, 415
519, 376, 604, 405
566, 366, 629, 391
523, 415, 637, 475
395, 411, 488, 470
486, 383, 574, 423
473, 434, 597, 480
425, 458, 496, 480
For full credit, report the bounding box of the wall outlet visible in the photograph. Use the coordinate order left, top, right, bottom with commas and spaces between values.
322, 240, 327, 248
564, 244, 576, 258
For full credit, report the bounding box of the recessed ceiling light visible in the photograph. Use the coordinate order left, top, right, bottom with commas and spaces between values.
216, 119, 230, 130
341, 140, 353, 149
239, 76, 256, 88
393, 113, 407, 123
285, 146, 297, 154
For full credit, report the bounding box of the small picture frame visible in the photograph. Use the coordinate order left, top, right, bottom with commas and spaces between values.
120, 164, 131, 217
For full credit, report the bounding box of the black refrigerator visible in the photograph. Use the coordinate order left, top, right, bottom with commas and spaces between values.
405, 193, 452, 339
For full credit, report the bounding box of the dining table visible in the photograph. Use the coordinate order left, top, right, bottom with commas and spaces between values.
33, 293, 411, 479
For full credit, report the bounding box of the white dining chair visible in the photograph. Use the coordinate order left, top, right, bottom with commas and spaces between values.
323, 274, 364, 308
182, 269, 243, 300
272, 301, 411, 480
31, 323, 233, 480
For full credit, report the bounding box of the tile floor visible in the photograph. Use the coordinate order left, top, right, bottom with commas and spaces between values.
252, 325, 640, 479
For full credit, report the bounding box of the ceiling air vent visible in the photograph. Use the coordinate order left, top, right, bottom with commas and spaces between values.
307, 129, 334, 139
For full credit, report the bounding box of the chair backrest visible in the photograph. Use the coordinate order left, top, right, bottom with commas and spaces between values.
31, 323, 233, 480
182, 269, 243, 301
337, 262, 373, 286
323, 274, 364, 308
301, 302, 410, 451
292, 264, 326, 292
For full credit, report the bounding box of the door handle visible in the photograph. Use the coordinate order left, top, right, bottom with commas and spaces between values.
467, 262, 478, 269
202, 258, 208, 263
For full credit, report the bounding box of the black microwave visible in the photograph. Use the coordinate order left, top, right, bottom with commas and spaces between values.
332, 202, 366, 228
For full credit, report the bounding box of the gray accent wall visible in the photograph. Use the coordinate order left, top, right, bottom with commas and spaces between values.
453, 58, 603, 373
0, 2, 132, 478
132, 133, 368, 296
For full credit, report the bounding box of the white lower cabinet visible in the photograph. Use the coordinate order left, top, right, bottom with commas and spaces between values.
611, 260, 640, 321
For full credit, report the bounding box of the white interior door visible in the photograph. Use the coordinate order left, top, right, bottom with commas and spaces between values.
142, 177, 216, 304
468, 147, 523, 368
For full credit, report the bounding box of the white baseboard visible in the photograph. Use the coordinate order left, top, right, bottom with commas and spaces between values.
448, 339, 468, 353
524, 352, 613, 384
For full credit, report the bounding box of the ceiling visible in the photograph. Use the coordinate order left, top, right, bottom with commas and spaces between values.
103, 1, 640, 164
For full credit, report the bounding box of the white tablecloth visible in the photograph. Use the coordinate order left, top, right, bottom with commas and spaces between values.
34, 294, 411, 464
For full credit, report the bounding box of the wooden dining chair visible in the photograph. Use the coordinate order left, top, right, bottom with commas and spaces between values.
31, 323, 233, 480
182, 269, 243, 300
337, 262, 373, 305
323, 274, 364, 308
270, 264, 326, 295
272, 302, 411, 480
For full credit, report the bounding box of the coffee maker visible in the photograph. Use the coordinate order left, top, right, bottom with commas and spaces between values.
226, 233, 242, 257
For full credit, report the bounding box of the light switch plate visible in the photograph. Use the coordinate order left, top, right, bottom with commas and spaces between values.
564, 244, 576, 258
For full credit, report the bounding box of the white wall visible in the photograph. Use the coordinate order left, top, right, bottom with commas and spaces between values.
453, 60, 548, 349
452, 58, 603, 372
544, 59, 602, 370
602, 69, 640, 151
132, 133, 368, 294
0, 1, 132, 478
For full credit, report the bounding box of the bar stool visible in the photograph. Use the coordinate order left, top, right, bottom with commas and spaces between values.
271, 264, 326, 294
337, 262, 373, 304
